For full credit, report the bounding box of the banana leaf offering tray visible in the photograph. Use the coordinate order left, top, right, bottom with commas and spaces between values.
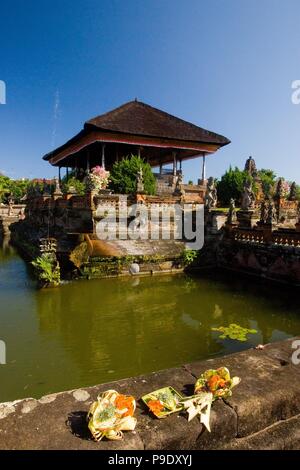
141, 386, 184, 418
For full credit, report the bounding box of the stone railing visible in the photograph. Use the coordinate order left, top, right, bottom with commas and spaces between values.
233, 228, 265, 244
272, 229, 300, 247
230, 226, 300, 248
0, 204, 26, 217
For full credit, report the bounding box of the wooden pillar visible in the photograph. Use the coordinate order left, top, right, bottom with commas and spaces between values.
87, 151, 90, 173
66, 167, 69, 180
173, 151, 177, 176
159, 161, 163, 174
201, 153, 206, 183
58, 166, 61, 183
101, 143, 106, 169
179, 159, 182, 172
137, 146, 141, 158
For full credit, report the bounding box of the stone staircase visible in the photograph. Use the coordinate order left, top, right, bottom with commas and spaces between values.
155, 174, 175, 195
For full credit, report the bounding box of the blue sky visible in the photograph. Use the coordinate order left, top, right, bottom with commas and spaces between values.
1, 0, 300, 183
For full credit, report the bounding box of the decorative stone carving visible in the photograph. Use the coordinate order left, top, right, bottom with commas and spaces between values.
288, 182, 297, 201
53, 177, 63, 197
266, 200, 276, 225
205, 177, 217, 209
259, 200, 267, 224
227, 198, 237, 224
241, 180, 255, 210
8, 197, 13, 216
244, 156, 257, 177
136, 167, 144, 193
175, 172, 183, 194
276, 178, 285, 198
68, 186, 77, 195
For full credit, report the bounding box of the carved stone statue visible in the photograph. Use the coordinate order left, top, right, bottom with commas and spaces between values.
259, 200, 267, 223
204, 177, 217, 209
8, 197, 13, 216
244, 156, 257, 177
175, 172, 183, 194
227, 198, 237, 224
67, 185, 77, 195
241, 180, 255, 210
288, 181, 297, 201
53, 177, 63, 196
266, 200, 276, 224
136, 167, 144, 193
177, 172, 183, 185
276, 178, 285, 198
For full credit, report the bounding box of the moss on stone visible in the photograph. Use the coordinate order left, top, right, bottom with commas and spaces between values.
69, 242, 89, 268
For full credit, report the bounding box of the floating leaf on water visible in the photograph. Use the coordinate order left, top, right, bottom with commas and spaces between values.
212, 323, 257, 342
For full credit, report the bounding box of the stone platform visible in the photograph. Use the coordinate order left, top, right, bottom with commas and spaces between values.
0, 337, 300, 450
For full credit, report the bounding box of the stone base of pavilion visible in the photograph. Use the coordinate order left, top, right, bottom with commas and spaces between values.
10, 191, 195, 281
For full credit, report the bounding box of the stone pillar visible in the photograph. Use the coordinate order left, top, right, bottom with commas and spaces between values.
137, 146, 141, 158
237, 210, 259, 228
101, 143, 106, 169
262, 224, 273, 244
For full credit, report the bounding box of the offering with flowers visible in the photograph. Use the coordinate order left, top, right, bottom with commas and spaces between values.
142, 386, 184, 418
85, 166, 110, 192
194, 367, 240, 399
87, 389, 136, 441
180, 367, 240, 431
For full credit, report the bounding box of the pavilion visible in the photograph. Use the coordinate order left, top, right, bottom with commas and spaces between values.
43, 100, 230, 185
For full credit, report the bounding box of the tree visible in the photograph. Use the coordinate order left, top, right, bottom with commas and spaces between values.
109, 155, 156, 195
258, 169, 276, 197
217, 166, 250, 206
10, 179, 30, 202
0, 176, 35, 203
0, 174, 11, 203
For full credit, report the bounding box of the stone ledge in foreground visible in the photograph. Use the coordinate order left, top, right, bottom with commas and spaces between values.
0, 337, 299, 450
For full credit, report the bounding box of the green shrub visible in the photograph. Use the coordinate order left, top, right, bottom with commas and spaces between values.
182, 249, 198, 266
31, 254, 60, 286
217, 166, 251, 207
62, 176, 86, 195
109, 155, 156, 195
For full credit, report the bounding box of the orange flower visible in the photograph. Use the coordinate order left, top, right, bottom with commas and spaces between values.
147, 399, 164, 416
207, 375, 226, 393
115, 394, 135, 417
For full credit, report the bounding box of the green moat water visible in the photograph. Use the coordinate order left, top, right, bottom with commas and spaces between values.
1, 239, 300, 402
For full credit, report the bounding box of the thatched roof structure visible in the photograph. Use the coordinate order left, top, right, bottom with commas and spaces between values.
43, 100, 230, 169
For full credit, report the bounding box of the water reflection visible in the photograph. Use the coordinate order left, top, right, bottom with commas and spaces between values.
0, 236, 16, 261
0, 239, 300, 402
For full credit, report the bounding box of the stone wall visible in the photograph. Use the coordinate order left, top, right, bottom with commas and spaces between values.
189, 208, 300, 285
218, 237, 300, 284
11, 194, 189, 280
0, 337, 299, 450
0, 204, 26, 236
